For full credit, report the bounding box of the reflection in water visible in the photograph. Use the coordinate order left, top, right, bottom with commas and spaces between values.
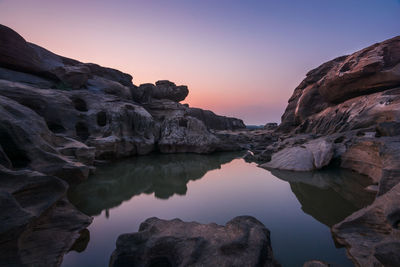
69, 229, 90, 253
63, 155, 369, 267
270, 169, 376, 227
68, 152, 241, 217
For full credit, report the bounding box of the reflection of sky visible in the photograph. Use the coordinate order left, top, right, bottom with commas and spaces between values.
62, 158, 353, 267
1, 0, 399, 124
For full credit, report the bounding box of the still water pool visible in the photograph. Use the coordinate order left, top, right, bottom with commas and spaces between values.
62, 152, 374, 267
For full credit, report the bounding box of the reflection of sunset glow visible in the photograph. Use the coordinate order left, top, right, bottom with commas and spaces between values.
1, 0, 399, 124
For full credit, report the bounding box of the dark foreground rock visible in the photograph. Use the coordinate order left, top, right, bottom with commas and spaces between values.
109, 216, 280, 267
332, 182, 400, 267
0, 166, 92, 267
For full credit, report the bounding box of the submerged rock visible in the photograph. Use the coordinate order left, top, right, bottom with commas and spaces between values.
109, 216, 280, 267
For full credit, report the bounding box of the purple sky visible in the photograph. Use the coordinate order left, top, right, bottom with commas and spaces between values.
1, 0, 399, 124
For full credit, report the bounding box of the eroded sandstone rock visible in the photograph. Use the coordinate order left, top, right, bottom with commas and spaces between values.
159, 116, 220, 153
109, 216, 280, 267
260, 139, 334, 171
0, 166, 91, 267
332, 183, 400, 267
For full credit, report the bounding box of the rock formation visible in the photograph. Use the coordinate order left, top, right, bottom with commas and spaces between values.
1, 22, 399, 267
0, 24, 245, 266
243, 35, 400, 266
109, 216, 280, 267
0, 166, 92, 266
332, 182, 400, 267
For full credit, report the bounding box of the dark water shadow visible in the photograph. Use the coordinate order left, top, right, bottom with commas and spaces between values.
269, 168, 376, 227
68, 152, 242, 217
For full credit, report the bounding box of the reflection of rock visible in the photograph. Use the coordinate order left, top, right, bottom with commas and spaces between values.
332, 183, 400, 267
69, 152, 241, 216
270, 169, 376, 227
109, 216, 280, 267
69, 229, 90, 253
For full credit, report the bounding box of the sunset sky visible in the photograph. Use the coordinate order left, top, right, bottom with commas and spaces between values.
1, 0, 399, 124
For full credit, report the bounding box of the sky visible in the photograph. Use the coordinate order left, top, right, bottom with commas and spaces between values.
0, 0, 399, 124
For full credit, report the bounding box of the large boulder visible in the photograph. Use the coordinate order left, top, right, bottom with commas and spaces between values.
138, 80, 189, 103
260, 139, 334, 171
109, 216, 280, 267
158, 116, 220, 153
154, 80, 189, 102
186, 107, 245, 130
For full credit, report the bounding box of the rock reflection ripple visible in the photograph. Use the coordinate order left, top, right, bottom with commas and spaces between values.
68, 152, 242, 217
269, 168, 376, 227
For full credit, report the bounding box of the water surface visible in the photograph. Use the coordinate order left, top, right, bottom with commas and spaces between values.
63, 153, 375, 267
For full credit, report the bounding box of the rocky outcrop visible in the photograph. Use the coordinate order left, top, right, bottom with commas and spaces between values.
318, 37, 400, 103
0, 166, 91, 267
251, 35, 400, 176
245, 35, 400, 267
278, 36, 400, 133
109, 216, 280, 267
158, 116, 221, 153
260, 139, 334, 171
0, 23, 245, 163
332, 182, 400, 267
0, 94, 90, 184
186, 107, 245, 130
0, 23, 246, 266
0, 25, 43, 75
